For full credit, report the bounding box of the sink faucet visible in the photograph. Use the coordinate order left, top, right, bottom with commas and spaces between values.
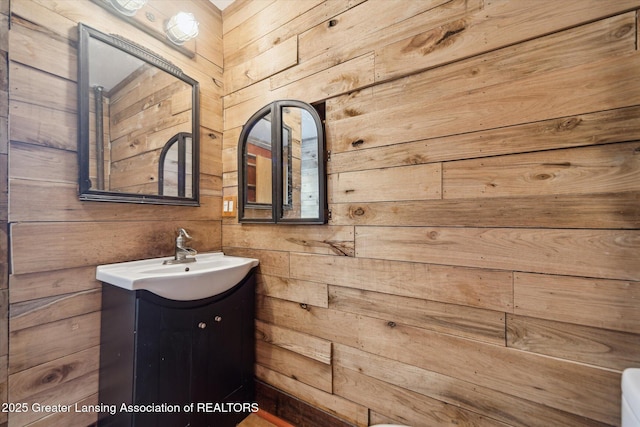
164, 228, 197, 264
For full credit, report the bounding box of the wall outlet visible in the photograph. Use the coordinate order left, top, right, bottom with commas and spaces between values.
222, 196, 237, 217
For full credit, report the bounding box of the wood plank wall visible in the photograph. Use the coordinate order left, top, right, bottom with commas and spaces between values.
221, 1, 640, 426
5, 0, 223, 425
1, 0, 9, 426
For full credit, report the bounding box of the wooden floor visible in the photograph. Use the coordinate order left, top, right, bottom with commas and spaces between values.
238, 413, 280, 427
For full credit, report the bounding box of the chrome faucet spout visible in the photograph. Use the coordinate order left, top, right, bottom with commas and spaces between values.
163, 228, 198, 264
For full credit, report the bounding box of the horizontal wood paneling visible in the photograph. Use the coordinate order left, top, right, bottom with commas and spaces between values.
224, 247, 290, 277
0, 6, 7, 422
224, 2, 640, 425
6, 1, 224, 424
330, 191, 640, 229
10, 100, 76, 151
9, 312, 100, 373
514, 272, 640, 333
10, 289, 100, 332
8, 347, 99, 401
507, 314, 640, 371
328, 286, 505, 345
11, 220, 221, 274
328, 105, 640, 174
375, 0, 640, 81
256, 340, 332, 393
225, 35, 298, 93
328, 163, 441, 203
256, 320, 331, 365
334, 364, 504, 427
356, 226, 640, 281
25, 393, 98, 427
290, 252, 513, 312
9, 266, 99, 304
224, 51, 375, 130
334, 344, 609, 427
328, 53, 640, 153
257, 274, 329, 308
442, 142, 640, 199
9, 370, 99, 426
224, 224, 354, 256
255, 365, 368, 427
10, 179, 222, 223
259, 296, 620, 424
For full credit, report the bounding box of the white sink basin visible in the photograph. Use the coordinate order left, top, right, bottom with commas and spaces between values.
96, 252, 259, 301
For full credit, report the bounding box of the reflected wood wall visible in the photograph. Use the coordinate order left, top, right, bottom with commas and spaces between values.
4, 0, 223, 425
1, 1, 9, 426
222, 1, 640, 426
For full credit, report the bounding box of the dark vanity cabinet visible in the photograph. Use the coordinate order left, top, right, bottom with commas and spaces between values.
98, 270, 256, 427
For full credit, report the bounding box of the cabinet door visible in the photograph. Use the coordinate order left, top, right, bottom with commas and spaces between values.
134, 276, 255, 427
191, 281, 255, 426
193, 296, 244, 401
135, 298, 194, 426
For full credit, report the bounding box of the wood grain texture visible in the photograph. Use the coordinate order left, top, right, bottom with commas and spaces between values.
224, 52, 375, 130
256, 320, 331, 365
5, 2, 224, 423
4, 0, 639, 426
256, 340, 332, 393
356, 226, 640, 281
329, 192, 640, 229
224, 224, 354, 256
328, 286, 505, 345
0, 9, 6, 424
259, 296, 621, 424
334, 344, 610, 427
8, 347, 99, 401
10, 221, 221, 274
514, 273, 640, 333
10, 289, 101, 332
329, 163, 442, 203
290, 252, 513, 312
255, 366, 368, 427
9, 312, 100, 373
257, 274, 329, 308
9, 266, 100, 304
225, 35, 297, 94
334, 364, 508, 427
507, 314, 640, 371
375, 0, 640, 81
442, 142, 640, 199
328, 105, 640, 174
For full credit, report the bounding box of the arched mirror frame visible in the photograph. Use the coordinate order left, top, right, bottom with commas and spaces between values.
77, 23, 200, 206
158, 132, 193, 197
238, 100, 327, 224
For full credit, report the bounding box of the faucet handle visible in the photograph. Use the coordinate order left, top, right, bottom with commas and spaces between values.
178, 228, 192, 240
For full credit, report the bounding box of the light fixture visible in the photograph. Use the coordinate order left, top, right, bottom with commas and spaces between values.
165, 12, 199, 45
109, 0, 147, 16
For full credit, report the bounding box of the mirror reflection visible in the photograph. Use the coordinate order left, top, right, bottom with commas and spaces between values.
159, 132, 193, 197
246, 114, 273, 205
78, 23, 199, 205
280, 106, 320, 220
238, 100, 326, 224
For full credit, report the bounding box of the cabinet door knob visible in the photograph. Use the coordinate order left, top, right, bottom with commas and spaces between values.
198, 322, 207, 329
214, 316, 222, 322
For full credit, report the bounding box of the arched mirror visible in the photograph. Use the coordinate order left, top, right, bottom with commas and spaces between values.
238, 100, 326, 224
158, 132, 193, 197
77, 23, 199, 205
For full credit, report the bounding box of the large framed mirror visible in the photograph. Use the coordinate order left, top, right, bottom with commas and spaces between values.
238, 100, 327, 224
77, 23, 199, 205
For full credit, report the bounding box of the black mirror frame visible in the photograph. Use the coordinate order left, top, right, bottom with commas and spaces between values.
77, 23, 200, 206
238, 100, 327, 224
158, 132, 192, 198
